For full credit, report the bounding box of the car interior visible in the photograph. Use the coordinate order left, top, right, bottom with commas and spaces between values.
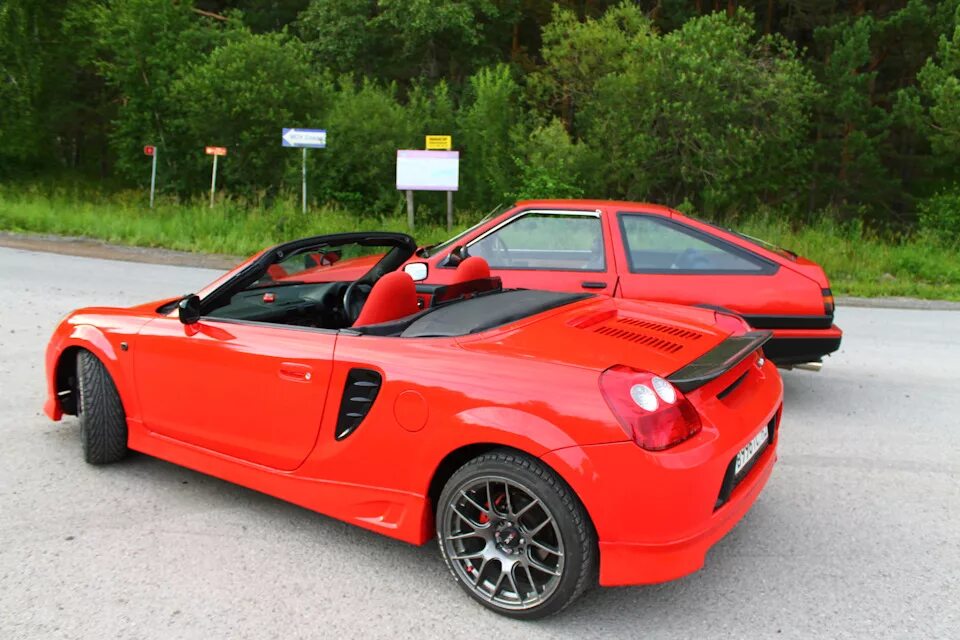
197, 241, 590, 338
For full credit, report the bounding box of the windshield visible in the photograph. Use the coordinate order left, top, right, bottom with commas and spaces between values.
418, 203, 508, 258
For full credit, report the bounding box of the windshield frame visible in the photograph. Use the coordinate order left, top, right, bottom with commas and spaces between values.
418, 203, 508, 258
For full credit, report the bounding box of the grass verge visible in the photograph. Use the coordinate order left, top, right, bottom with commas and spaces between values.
1, 189, 958, 300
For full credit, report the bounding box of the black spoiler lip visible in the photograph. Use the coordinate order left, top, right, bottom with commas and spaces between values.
667, 330, 773, 392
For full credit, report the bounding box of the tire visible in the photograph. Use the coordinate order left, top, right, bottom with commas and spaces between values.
436, 449, 597, 619
76, 350, 129, 465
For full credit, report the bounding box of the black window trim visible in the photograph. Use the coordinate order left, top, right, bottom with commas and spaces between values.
451, 208, 609, 273
617, 212, 779, 276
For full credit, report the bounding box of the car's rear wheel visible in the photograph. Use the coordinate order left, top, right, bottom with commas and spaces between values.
76, 350, 128, 465
436, 449, 596, 619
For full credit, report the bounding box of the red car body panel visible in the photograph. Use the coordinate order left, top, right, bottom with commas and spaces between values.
409, 200, 842, 365
43, 233, 783, 588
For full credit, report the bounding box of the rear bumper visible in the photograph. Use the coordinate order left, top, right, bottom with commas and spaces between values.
598, 442, 776, 585
764, 325, 842, 365
542, 356, 783, 587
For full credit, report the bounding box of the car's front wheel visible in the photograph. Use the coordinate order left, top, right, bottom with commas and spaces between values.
436, 449, 597, 619
76, 350, 129, 465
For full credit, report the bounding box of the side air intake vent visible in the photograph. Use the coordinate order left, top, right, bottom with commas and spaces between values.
335, 368, 382, 440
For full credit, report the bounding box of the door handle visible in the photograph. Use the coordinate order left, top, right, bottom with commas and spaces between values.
580, 281, 607, 290
279, 362, 313, 382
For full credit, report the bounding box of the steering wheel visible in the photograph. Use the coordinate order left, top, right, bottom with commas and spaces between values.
670, 248, 711, 270
342, 280, 372, 325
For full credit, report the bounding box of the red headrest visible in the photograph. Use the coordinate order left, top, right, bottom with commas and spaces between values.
452, 256, 491, 284
352, 271, 420, 327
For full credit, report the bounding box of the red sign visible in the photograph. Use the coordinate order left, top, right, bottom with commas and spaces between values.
143, 145, 155, 156
205, 146, 228, 156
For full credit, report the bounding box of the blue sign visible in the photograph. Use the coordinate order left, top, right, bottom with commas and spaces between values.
282, 128, 327, 149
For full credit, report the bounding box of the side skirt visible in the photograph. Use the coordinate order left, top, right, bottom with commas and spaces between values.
126, 420, 431, 545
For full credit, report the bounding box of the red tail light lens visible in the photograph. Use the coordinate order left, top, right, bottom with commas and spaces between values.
822, 288, 835, 316
599, 365, 703, 451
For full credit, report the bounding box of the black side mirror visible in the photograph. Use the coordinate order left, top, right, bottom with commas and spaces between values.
446, 245, 465, 267
178, 294, 201, 325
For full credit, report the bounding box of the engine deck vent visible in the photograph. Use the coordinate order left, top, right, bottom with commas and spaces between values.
592, 325, 685, 353
335, 368, 382, 440
613, 317, 704, 341
586, 316, 705, 354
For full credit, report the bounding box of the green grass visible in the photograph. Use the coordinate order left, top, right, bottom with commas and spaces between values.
0, 187, 458, 257
736, 216, 960, 300
1, 188, 958, 300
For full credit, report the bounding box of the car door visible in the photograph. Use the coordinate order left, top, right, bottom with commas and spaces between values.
461, 209, 618, 294
133, 316, 336, 471
611, 211, 819, 316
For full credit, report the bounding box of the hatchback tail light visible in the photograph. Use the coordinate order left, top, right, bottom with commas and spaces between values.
822, 288, 835, 316
599, 365, 703, 451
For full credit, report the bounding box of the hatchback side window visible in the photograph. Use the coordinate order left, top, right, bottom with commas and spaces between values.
467, 213, 605, 271
619, 214, 771, 273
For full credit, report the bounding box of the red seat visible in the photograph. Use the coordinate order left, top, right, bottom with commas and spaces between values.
352, 271, 420, 327
452, 256, 490, 284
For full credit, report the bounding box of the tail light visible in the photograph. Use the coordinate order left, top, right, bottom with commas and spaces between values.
599, 365, 702, 451
822, 288, 835, 316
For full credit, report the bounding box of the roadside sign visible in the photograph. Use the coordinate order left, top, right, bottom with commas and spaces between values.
143, 145, 155, 156
425, 135, 452, 151
397, 150, 459, 191
205, 146, 228, 156
282, 128, 327, 214
282, 128, 327, 149
397, 150, 460, 232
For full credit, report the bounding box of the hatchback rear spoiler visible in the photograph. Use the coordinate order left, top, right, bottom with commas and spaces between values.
667, 331, 772, 392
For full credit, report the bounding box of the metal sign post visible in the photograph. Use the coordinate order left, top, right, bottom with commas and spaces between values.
144, 145, 157, 209
282, 128, 327, 214
302, 148, 308, 214
205, 146, 227, 208
425, 136, 455, 231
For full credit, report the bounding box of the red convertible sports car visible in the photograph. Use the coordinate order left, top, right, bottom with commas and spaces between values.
44, 231, 782, 618
404, 200, 842, 368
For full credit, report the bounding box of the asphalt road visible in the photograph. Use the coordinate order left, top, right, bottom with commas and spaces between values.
1, 246, 957, 639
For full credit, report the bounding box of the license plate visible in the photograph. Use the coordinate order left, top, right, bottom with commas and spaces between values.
734, 426, 769, 476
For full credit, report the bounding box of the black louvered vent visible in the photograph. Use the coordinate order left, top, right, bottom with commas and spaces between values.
335, 368, 382, 440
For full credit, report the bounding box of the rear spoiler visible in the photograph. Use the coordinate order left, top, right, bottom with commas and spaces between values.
667, 330, 772, 392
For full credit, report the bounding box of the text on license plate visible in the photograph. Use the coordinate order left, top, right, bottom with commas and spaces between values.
734, 426, 769, 476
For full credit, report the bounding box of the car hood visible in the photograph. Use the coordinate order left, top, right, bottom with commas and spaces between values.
456, 296, 732, 377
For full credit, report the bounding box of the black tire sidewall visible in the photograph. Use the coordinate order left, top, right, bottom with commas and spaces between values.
76, 350, 128, 465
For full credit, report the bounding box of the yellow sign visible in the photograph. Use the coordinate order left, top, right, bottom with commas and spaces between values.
425, 135, 452, 150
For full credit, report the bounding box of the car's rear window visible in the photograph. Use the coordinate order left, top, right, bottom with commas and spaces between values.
400, 290, 591, 338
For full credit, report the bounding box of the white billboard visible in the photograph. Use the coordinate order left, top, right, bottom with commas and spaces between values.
396, 150, 460, 191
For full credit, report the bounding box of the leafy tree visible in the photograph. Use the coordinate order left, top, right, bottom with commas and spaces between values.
171, 32, 327, 195
513, 118, 595, 200
87, 0, 232, 185
528, 2, 651, 133
313, 77, 415, 210
458, 64, 526, 207
580, 8, 817, 215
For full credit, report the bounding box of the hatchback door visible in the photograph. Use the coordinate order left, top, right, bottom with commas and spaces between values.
611, 211, 825, 318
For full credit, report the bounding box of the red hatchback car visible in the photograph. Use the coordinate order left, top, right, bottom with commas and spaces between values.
406, 200, 841, 367
44, 231, 782, 618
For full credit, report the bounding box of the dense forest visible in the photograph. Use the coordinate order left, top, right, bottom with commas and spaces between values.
1, 1, 959, 241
